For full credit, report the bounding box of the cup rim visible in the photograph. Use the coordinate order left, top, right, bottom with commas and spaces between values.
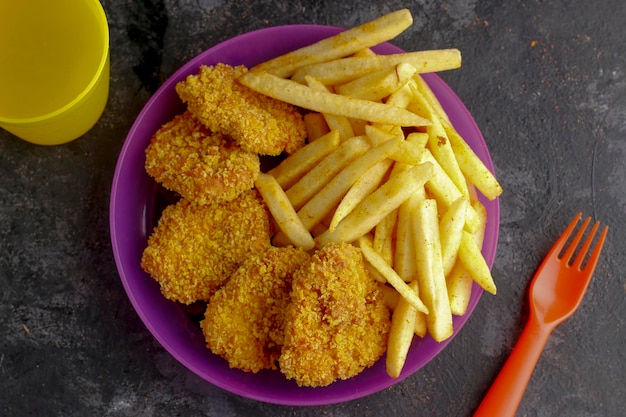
0, 0, 110, 125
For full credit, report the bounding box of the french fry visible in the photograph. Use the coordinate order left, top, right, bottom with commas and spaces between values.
359, 237, 429, 314
337, 63, 417, 101
384, 79, 416, 108
446, 262, 473, 316
297, 136, 403, 230
411, 198, 454, 342
393, 193, 428, 337
410, 86, 469, 198
439, 196, 468, 277
285, 135, 370, 210
386, 279, 420, 378
412, 73, 450, 124
250, 9, 414, 78
364, 124, 403, 146
329, 159, 393, 232
392, 140, 426, 166
406, 131, 430, 149
420, 148, 481, 233
442, 119, 503, 200
238, 71, 432, 127
352, 47, 377, 58
458, 227, 497, 295
268, 130, 340, 189
360, 233, 386, 283
448, 201, 487, 315
373, 208, 397, 266
394, 193, 420, 281
379, 283, 400, 310
254, 173, 315, 251
305, 76, 355, 140
291, 49, 462, 85
316, 162, 434, 246
303, 112, 330, 141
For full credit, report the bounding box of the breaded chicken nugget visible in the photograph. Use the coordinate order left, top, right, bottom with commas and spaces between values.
176, 64, 306, 156
201, 246, 310, 373
145, 111, 260, 204
141, 190, 272, 304
279, 243, 391, 387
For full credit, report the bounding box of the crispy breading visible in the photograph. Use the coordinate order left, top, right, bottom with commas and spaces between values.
145, 111, 259, 204
279, 242, 391, 387
201, 246, 311, 373
140, 190, 272, 304
175, 64, 307, 156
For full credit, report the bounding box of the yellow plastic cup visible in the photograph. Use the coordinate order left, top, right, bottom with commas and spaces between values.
0, 0, 109, 145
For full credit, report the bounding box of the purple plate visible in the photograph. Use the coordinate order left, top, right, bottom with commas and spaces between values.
110, 25, 499, 406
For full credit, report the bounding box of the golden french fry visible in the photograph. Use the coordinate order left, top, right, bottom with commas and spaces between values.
254, 173, 315, 251
442, 119, 503, 200
413, 307, 428, 337
359, 237, 429, 314
268, 130, 340, 189
384, 79, 416, 108
373, 208, 397, 266
251, 9, 414, 78
316, 162, 434, 246
411, 198, 454, 342
448, 201, 487, 315
406, 131, 429, 148
285, 135, 370, 210
439, 196, 468, 277
446, 261, 473, 316
303, 112, 330, 141
420, 149, 463, 203
458, 228, 496, 295
386, 279, 420, 378
238, 71, 431, 127
329, 159, 393, 232
393, 193, 428, 337
410, 87, 469, 198
337, 63, 417, 101
352, 47, 377, 58
291, 49, 462, 85
412, 73, 450, 123
379, 283, 400, 310
297, 136, 403, 230
366, 262, 388, 284
394, 193, 420, 281
305, 76, 355, 140
364, 124, 402, 146
392, 141, 426, 166
419, 149, 481, 233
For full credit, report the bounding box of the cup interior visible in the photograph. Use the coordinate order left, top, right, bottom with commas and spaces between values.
0, 0, 109, 121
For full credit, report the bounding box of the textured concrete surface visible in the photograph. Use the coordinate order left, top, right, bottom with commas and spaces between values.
1, 1, 625, 416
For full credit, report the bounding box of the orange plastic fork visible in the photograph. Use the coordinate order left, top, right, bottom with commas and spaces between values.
473, 212, 608, 417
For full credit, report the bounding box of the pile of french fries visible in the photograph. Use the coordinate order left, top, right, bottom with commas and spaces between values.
244, 9, 503, 378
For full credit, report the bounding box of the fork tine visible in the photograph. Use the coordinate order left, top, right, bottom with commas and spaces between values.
561, 215, 591, 265
571, 220, 599, 269
575, 222, 609, 271
551, 212, 582, 256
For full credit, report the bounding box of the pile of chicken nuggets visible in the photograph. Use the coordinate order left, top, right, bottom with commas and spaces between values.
141, 63, 390, 387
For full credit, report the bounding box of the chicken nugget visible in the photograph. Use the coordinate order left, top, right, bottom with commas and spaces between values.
279, 243, 391, 387
201, 246, 310, 373
176, 64, 306, 156
145, 111, 260, 204
141, 190, 272, 304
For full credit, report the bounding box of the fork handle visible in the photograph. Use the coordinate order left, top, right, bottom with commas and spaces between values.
473, 318, 552, 417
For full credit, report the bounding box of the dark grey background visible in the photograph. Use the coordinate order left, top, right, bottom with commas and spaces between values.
1, 1, 624, 416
